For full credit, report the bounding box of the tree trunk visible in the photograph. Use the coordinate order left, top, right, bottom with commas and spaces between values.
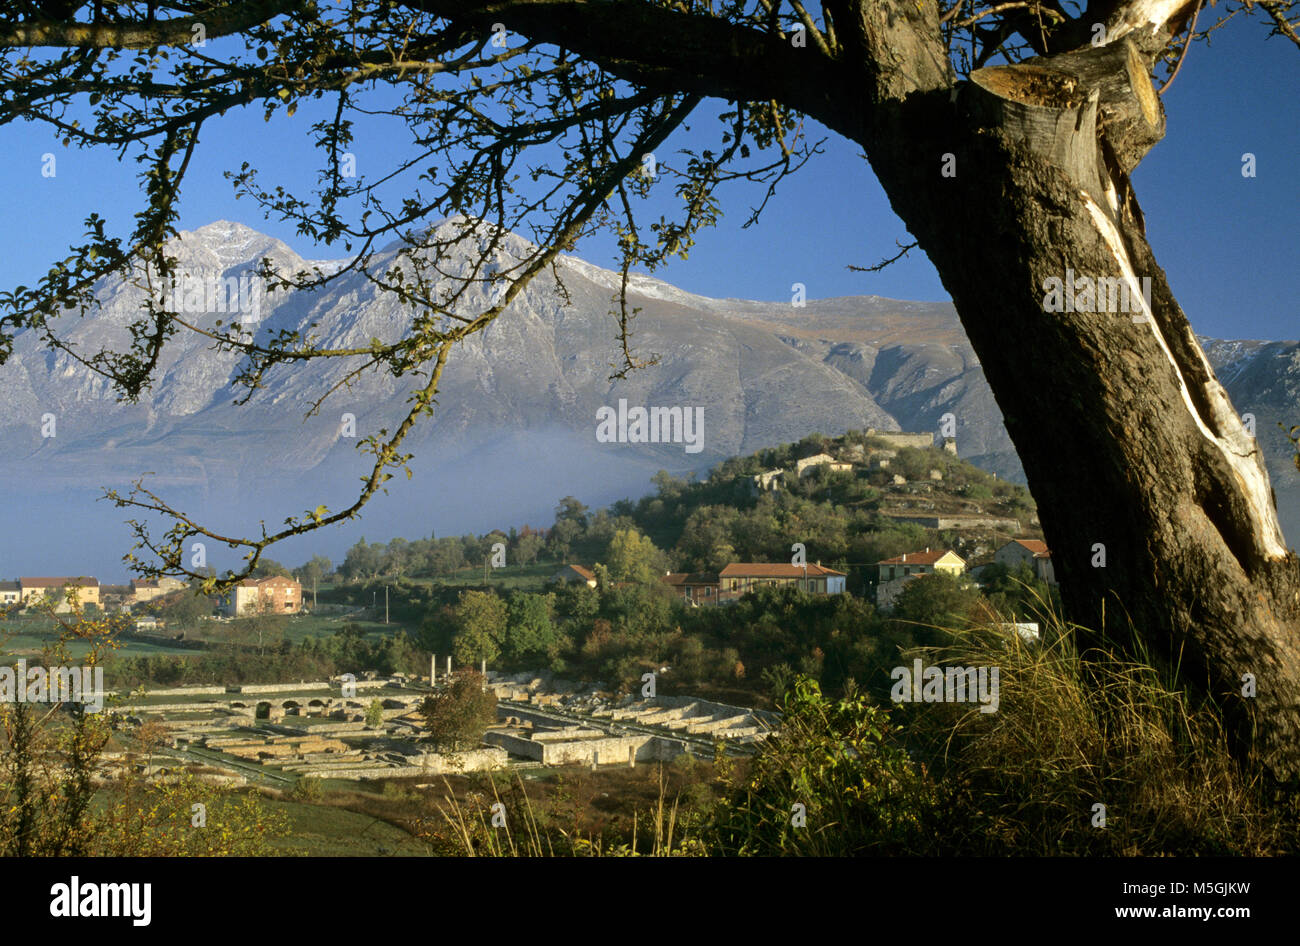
830, 30, 1300, 782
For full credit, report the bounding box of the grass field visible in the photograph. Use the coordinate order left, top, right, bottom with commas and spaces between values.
261, 796, 434, 856
0, 624, 197, 659
278, 614, 401, 644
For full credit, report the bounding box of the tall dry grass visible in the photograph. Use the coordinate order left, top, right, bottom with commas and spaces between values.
900, 588, 1298, 854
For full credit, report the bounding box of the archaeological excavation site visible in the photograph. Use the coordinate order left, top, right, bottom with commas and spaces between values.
101, 668, 778, 789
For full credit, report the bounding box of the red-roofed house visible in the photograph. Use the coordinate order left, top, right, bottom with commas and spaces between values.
661, 571, 721, 605
874, 548, 966, 609
718, 562, 847, 601
550, 564, 598, 589
220, 575, 302, 617
994, 539, 1056, 584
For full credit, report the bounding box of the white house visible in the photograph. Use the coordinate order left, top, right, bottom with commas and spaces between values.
795, 453, 853, 478
994, 539, 1056, 585
999, 621, 1041, 643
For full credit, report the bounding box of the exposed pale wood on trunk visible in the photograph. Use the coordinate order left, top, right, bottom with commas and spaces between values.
1079, 193, 1289, 563
1105, 0, 1200, 48
843, 0, 1300, 780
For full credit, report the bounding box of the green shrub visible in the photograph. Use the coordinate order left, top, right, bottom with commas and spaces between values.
710, 676, 936, 855
419, 671, 497, 750
292, 776, 323, 802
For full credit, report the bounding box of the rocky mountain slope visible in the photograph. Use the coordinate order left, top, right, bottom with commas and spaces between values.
0, 219, 1294, 575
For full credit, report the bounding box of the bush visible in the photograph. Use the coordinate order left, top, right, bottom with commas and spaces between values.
292, 776, 324, 802
96, 772, 289, 855
710, 676, 936, 855
891, 572, 982, 634
419, 671, 497, 750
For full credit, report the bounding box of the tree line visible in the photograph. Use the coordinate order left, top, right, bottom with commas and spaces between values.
307, 430, 1039, 596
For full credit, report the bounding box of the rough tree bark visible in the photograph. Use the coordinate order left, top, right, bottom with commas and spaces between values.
818, 1, 1300, 782
481, 0, 1300, 779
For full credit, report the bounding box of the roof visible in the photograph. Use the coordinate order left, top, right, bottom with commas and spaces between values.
131, 579, 161, 589
554, 564, 596, 581
236, 575, 300, 588
876, 549, 965, 567
719, 563, 846, 579
1011, 539, 1051, 557
662, 572, 719, 586
0, 581, 18, 592
20, 576, 99, 587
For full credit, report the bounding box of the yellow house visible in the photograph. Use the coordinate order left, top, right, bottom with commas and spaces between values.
0, 581, 20, 606
876, 548, 966, 582
19, 576, 101, 612
874, 549, 966, 610
129, 576, 187, 605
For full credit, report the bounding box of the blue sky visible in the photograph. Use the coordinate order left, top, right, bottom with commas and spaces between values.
0, 13, 1294, 341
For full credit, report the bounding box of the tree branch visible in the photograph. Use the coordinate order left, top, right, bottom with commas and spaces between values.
0, 1, 295, 48
406, 0, 849, 122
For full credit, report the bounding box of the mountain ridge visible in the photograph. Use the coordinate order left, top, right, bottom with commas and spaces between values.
0, 220, 1294, 577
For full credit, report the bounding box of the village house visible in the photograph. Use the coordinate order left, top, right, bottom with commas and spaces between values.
220, 575, 303, 617
662, 571, 721, 606
661, 562, 848, 605
129, 576, 187, 606
993, 538, 1056, 585
795, 453, 854, 478
18, 576, 101, 613
549, 564, 598, 589
718, 562, 847, 601
0, 581, 20, 607
873, 548, 966, 609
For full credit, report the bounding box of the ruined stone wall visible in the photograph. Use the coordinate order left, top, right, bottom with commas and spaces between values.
867, 431, 935, 449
